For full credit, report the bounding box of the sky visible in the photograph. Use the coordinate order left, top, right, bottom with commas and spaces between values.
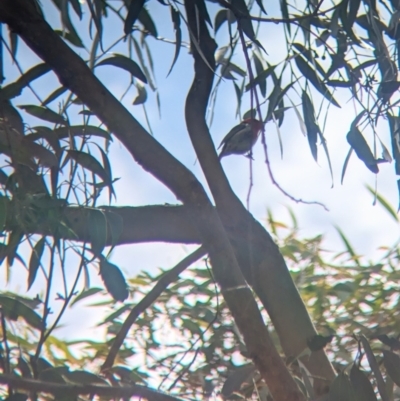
1, 0, 400, 341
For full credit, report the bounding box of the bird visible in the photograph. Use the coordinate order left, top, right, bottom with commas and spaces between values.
218, 118, 263, 159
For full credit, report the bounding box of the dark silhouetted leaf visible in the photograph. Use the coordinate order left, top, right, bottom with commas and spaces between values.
89, 209, 107, 257
383, 351, 400, 387
0, 196, 7, 231
138, 6, 158, 37
221, 364, 256, 399
55, 29, 84, 48
96, 55, 147, 83
71, 287, 103, 306
99, 258, 129, 302
294, 54, 340, 107
360, 335, 390, 401
215, 9, 228, 33
124, 0, 145, 34
28, 237, 45, 290
245, 64, 274, 92
378, 335, 400, 349
0, 295, 43, 329
255, 0, 266, 14
17, 357, 32, 378
307, 334, 333, 351
167, 6, 181, 76
292, 43, 326, 77
67, 150, 111, 183
302, 91, 320, 162
279, 0, 291, 34
0, 63, 51, 101
347, 127, 378, 173
329, 372, 356, 401
350, 365, 377, 401
253, 53, 266, 97
194, 0, 212, 27
18, 105, 67, 125
42, 86, 68, 106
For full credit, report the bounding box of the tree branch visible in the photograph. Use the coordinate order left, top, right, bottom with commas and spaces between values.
0, 374, 185, 401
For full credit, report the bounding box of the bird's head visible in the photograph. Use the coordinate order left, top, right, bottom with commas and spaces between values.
243, 118, 263, 137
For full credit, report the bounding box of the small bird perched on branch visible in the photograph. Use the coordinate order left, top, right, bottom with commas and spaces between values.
218, 118, 263, 159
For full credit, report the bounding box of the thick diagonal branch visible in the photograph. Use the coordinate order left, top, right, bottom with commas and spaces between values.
183, 0, 335, 395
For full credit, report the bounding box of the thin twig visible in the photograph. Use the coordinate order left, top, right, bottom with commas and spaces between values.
101, 246, 207, 372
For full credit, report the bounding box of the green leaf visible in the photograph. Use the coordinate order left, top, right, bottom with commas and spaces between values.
28, 237, 45, 290
335, 226, 360, 266
245, 65, 274, 92
133, 83, 147, 105
55, 29, 84, 48
346, 127, 378, 173
366, 185, 398, 222
328, 372, 356, 401
294, 53, 340, 107
99, 258, 129, 302
215, 9, 228, 33
302, 90, 319, 161
0, 295, 43, 330
42, 86, 68, 106
18, 105, 67, 125
96, 54, 147, 83
0, 63, 51, 101
383, 350, 400, 387
253, 54, 266, 97
138, 6, 158, 37
350, 365, 378, 401
279, 0, 291, 34
67, 150, 111, 183
124, 0, 145, 34
167, 6, 181, 76
292, 43, 326, 78
71, 287, 103, 306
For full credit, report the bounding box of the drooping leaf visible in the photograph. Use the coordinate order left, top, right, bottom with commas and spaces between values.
383, 351, 400, 387
292, 43, 326, 78
0, 295, 43, 330
253, 53, 266, 97
346, 127, 378, 173
350, 365, 377, 401
18, 105, 67, 125
360, 335, 390, 401
96, 54, 147, 83
279, 0, 291, 34
99, 258, 129, 302
124, 0, 145, 34
215, 9, 228, 33
328, 372, 356, 401
294, 53, 340, 107
366, 185, 398, 222
138, 6, 158, 37
221, 364, 256, 399
28, 237, 46, 290
9, 30, 18, 60
388, 114, 400, 175
55, 29, 84, 48
42, 86, 68, 106
69, 0, 82, 19
255, 0, 267, 14
133, 83, 147, 105
67, 150, 111, 183
167, 6, 181, 76
0, 63, 51, 101
245, 65, 274, 92
302, 90, 320, 162
88, 209, 107, 257
71, 287, 103, 306
194, 0, 212, 27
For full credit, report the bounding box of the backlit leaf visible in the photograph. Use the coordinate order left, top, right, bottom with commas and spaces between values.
99, 258, 129, 302
96, 55, 148, 83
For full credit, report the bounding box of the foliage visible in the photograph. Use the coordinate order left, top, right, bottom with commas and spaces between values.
1, 0, 400, 400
